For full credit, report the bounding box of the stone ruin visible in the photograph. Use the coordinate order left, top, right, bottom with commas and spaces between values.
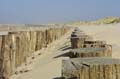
62, 28, 120, 79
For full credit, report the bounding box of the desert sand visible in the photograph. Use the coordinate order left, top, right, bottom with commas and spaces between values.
79, 23, 120, 59
10, 23, 120, 79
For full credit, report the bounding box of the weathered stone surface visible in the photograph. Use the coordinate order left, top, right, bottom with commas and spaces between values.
62, 57, 120, 79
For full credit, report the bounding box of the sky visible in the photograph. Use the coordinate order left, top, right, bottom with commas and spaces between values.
0, 0, 120, 24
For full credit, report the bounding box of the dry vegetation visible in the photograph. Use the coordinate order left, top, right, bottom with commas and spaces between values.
69, 17, 120, 26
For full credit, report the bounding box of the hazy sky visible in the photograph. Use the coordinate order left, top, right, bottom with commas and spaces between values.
0, 0, 120, 24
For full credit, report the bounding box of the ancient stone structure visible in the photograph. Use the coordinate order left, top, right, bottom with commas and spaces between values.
62, 57, 120, 79
0, 26, 71, 79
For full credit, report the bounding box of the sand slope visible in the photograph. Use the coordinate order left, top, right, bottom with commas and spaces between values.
79, 23, 120, 58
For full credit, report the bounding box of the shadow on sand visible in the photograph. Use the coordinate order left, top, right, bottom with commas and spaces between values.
53, 77, 64, 79
53, 51, 71, 58
54, 44, 72, 58
58, 44, 71, 51
53, 77, 77, 79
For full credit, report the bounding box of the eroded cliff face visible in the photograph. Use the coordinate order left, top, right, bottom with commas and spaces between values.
0, 26, 71, 79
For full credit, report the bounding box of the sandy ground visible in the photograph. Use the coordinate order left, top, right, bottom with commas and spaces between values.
10, 23, 120, 79
79, 23, 120, 59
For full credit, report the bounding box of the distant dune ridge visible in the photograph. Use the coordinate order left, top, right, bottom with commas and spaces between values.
69, 17, 120, 25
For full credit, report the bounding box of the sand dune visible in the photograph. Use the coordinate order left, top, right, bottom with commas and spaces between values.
79, 23, 120, 58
